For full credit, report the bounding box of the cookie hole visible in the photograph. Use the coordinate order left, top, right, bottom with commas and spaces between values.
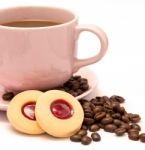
50, 99, 74, 119
21, 102, 36, 120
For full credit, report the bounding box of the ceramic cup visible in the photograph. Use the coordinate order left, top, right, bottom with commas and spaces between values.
0, 6, 108, 92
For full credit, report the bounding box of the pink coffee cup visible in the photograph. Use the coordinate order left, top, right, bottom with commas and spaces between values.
0, 6, 108, 92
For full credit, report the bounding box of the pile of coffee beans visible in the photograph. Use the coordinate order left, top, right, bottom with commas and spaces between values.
70, 95, 145, 145
55, 75, 89, 97
2, 75, 89, 101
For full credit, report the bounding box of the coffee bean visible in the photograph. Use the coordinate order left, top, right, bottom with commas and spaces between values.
110, 95, 125, 103
130, 124, 141, 131
77, 129, 87, 136
90, 103, 96, 110
89, 124, 100, 132
128, 129, 139, 134
83, 108, 92, 113
101, 117, 113, 125
70, 134, 82, 142
112, 113, 121, 119
91, 133, 101, 141
76, 89, 83, 95
112, 102, 120, 110
90, 98, 101, 105
113, 119, 122, 126
58, 75, 89, 96
81, 136, 92, 145
94, 112, 106, 121
84, 117, 95, 125
2, 92, 15, 101
139, 133, 145, 143
80, 78, 88, 84
104, 124, 117, 133
129, 114, 141, 123
120, 123, 131, 131
93, 106, 104, 114
97, 123, 104, 129
85, 113, 93, 118
117, 107, 125, 114
106, 113, 111, 118
128, 133, 139, 141
122, 115, 130, 123
93, 97, 105, 105
115, 127, 126, 136
83, 101, 91, 107
81, 125, 88, 130
79, 99, 88, 104
72, 92, 78, 97
81, 84, 89, 91
101, 96, 110, 102
72, 81, 80, 90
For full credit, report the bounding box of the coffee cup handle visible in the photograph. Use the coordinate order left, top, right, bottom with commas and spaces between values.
73, 25, 108, 72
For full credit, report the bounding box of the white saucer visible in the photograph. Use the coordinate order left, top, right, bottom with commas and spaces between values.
0, 67, 97, 111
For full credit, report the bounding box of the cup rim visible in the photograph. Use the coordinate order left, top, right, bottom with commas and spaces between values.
0, 6, 78, 30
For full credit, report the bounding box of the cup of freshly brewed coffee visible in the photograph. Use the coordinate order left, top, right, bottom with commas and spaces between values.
0, 6, 108, 92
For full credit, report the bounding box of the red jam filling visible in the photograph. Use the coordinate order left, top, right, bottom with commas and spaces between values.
50, 99, 74, 119
21, 102, 36, 120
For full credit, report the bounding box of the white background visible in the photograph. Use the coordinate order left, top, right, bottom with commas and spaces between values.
0, 0, 145, 149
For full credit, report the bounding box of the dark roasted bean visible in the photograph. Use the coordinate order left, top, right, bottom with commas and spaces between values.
101, 117, 113, 125
84, 118, 95, 125
70, 134, 82, 142
81, 136, 92, 145
79, 99, 88, 104
2, 92, 15, 101
122, 115, 130, 123
115, 127, 126, 136
128, 133, 139, 141
130, 124, 141, 131
93, 106, 104, 114
112, 102, 120, 110
139, 133, 145, 143
120, 123, 131, 131
117, 107, 125, 114
113, 119, 122, 126
112, 113, 121, 119
89, 124, 100, 132
110, 95, 125, 103
83, 108, 92, 113
91, 133, 101, 141
94, 112, 106, 120
81, 84, 89, 91
83, 102, 91, 107
94, 97, 105, 105
81, 125, 88, 130
77, 129, 87, 136
104, 124, 117, 133
76, 89, 83, 95
97, 123, 104, 129
85, 113, 93, 118
129, 114, 141, 123
101, 96, 110, 102
90, 103, 96, 110
72, 92, 78, 97
128, 129, 139, 134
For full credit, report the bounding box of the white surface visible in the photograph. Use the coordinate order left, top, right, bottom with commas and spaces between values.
0, 0, 145, 149
0, 67, 98, 110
